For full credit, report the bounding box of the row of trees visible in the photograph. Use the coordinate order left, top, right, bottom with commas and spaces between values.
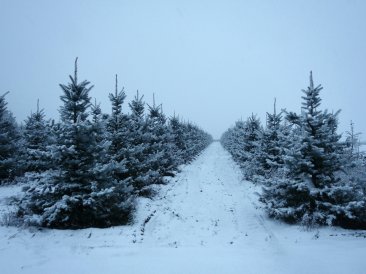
0, 58, 212, 228
221, 72, 366, 229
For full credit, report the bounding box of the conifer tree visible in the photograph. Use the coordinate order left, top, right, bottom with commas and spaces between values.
90, 99, 108, 157
243, 115, 262, 157
286, 72, 342, 189
0, 92, 20, 182
23, 100, 52, 172
262, 72, 346, 226
345, 121, 361, 160
221, 120, 246, 164
90, 99, 102, 124
107, 75, 128, 154
146, 95, 177, 178
129, 90, 145, 120
106, 75, 130, 181
182, 122, 212, 160
258, 99, 286, 178
125, 91, 152, 192
240, 114, 263, 179
169, 114, 186, 164
57, 58, 94, 187
18, 59, 134, 228
59, 58, 93, 123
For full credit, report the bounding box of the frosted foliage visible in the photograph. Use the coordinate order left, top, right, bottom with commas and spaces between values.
14, 59, 212, 228
0, 92, 21, 182
222, 72, 366, 229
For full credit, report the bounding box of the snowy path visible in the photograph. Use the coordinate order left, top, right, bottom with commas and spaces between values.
1, 142, 366, 274
139, 141, 277, 249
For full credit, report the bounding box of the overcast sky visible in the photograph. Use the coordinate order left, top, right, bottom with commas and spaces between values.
1, 0, 365, 139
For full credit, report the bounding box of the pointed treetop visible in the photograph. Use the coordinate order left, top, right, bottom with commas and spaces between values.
1, 91, 10, 99
129, 90, 145, 119
274, 97, 277, 116
37, 99, 40, 113
59, 58, 93, 123
309, 70, 313, 89
115, 74, 118, 96
0, 92, 10, 114
91, 98, 102, 123
135, 89, 144, 101
74, 57, 78, 84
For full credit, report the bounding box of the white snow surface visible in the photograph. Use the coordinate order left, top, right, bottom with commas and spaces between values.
1, 142, 366, 274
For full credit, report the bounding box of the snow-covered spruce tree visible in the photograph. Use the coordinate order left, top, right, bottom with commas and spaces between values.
168, 114, 186, 165
222, 114, 263, 180
199, 124, 214, 153
90, 99, 102, 124
124, 90, 153, 193
344, 121, 362, 161
221, 120, 247, 164
179, 121, 212, 163
89, 97, 135, 228
107, 75, 127, 156
285, 73, 343, 190
335, 121, 366, 228
0, 92, 21, 183
222, 116, 262, 173
257, 99, 287, 179
145, 95, 177, 177
168, 114, 213, 165
18, 58, 134, 228
239, 114, 263, 180
106, 75, 130, 182
261, 72, 363, 227
22, 100, 53, 173
122, 90, 211, 196
90, 98, 109, 162
124, 91, 182, 195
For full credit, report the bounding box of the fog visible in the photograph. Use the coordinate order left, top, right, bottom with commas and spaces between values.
1, 0, 365, 139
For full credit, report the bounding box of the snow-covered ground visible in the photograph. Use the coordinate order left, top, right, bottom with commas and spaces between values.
1, 142, 366, 274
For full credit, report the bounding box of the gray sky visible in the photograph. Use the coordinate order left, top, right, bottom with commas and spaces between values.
1, 0, 366, 139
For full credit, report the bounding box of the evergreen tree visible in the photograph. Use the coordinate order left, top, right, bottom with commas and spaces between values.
221, 120, 247, 164
23, 100, 52, 172
18, 59, 134, 228
14, 58, 212, 228
0, 92, 21, 182
258, 99, 287, 178
129, 90, 145, 120
240, 114, 263, 180
169, 114, 186, 165
106, 75, 130, 181
286, 72, 342, 189
262, 72, 347, 226
57, 58, 94, 187
182, 122, 212, 161
90, 99, 109, 159
59, 59, 93, 123
125, 91, 153, 193
345, 121, 361, 160
107, 75, 128, 154
221, 71, 366, 228
146, 95, 177, 178
90, 99, 102, 124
